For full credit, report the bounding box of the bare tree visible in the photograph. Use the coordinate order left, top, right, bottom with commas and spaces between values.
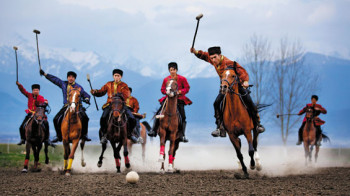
272, 37, 318, 145
242, 34, 273, 117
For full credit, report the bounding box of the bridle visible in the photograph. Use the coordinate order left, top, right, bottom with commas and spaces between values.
220, 67, 248, 96
166, 79, 178, 98
110, 96, 127, 128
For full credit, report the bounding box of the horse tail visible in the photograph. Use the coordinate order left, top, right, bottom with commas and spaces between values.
321, 133, 330, 143
257, 103, 272, 112
142, 121, 151, 133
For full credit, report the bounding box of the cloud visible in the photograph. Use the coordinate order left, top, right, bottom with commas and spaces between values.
307, 4, 335, 24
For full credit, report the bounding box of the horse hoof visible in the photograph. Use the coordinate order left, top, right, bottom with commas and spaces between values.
81, 162, 86, 167
97, 162, 102, 168
244, 173, 250, 179
21, 169, 28, 173
256, 164, 262, 171
65, 172, 71, 176
158, 155, 165, 162
159, 169, 165, 174
250, 165, 256, 170
45, 159, 49, 164
125, 163, 131, 169
117, 169, 121, 173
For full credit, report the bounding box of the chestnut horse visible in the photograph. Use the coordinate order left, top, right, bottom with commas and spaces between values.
22, 103, 50, 173
97, 95, 131, 173
157, 79, 181, 173
61, 87, 86, 176
220, 67, 261, 178
303, 106, 329, 165
127, 121, 150, 162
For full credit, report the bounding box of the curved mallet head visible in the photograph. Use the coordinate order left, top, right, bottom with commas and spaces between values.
276, 114, 280, 118
196, 13, 203, 20
33, 29, 41, 34
13, 46, 18, 51
87, 74, 90, 81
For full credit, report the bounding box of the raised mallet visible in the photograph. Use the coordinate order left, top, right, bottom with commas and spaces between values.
13, 46, 19, 82
191, 13, 204, 48
276, 114, 298, 118
87, 74, 99, 111
33, 29, 42, 75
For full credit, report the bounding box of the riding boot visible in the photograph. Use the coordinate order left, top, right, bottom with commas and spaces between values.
296, 124, 304, 145
179, 121, 189, 143
316, 126, 322, 146
255, 113, 265, 134
17, 125, 26, 145
43, 121, 55, 147
52, 111, 64, 143
211, 108, 226, 137
80, 108, 91, 142
148, 118, 159, 137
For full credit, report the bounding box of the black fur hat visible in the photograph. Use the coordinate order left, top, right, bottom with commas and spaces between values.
113, 69, 123, 76
168, 62, 178, 70
208, 46, 221, 55
67, 71, 77, 79
311, 95, 318, 101
31, 84, 40, 90
129, 87, 132, 93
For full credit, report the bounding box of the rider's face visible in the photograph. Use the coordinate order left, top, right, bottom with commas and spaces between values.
32, 89, 40, 96
67, 75, 75, 84
169, 67, 177, 77
210, 54, 221, 66
113, 73, 122, 82
311, 98, 317, 105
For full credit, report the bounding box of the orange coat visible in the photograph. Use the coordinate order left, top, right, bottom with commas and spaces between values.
194, 50, 249, 82
93, 81, 129, 108
299, 103, 327, 126
126, 96, 139, 113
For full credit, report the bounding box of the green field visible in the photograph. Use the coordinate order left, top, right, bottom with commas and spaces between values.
0, 144, 64, 167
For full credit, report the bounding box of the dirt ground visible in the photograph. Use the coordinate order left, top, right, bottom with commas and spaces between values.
0, 167, 349, 195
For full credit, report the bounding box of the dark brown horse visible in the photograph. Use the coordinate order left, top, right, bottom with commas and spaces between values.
127, 121, 150, 162
97, 95, 131, 173
22, 103, 50, 173
302, 106, 329, 164
157, 78, 181, 173
61, 87, 86, 176
220, 68, 261, 178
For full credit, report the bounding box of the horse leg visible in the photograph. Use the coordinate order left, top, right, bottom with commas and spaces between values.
97, 142, 107, 168
171, 139, 180, 171
229, 135, 249, 178
22, 142, 31, 173
111, 142, 121, 173
303, 142, 309, 166
44, 141, 49, 164
141, 125, 147, 163
252, 129, 262, 171
63, 140, 70, 172
315, 145, 320, 163
34, 143, 43, 172
66, 139, 79, 176
158, 127, 166, 163
123, 143, 131, 169
309, 145, 314, 163
244, 130, 255, 170
80, 140, 86, 167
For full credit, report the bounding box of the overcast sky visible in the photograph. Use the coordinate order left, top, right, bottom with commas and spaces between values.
1, 0, 349, 77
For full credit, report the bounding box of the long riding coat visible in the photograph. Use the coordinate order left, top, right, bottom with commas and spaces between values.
159, 75, 192, 105
94, 81, 129, 109
126, 96, 139, 113
298, 103, 327, 126
194, 50, 249, 82
17, 84, 47, 114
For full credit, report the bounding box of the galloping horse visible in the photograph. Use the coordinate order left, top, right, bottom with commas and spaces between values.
22, 103, 50, 173
127, 121, 151, 162
158, 79, 181, 173
303, 106, 329, 165
61, 87, 86, 176
220, 67, 261, 178
97, 95, 131, 173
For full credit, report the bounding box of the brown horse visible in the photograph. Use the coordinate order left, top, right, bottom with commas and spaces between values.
302, 106, 329, 164
97, 95, 131, 173
127, 121, 150, 162
157, 79, 181, 173
61, 87, 86, 176
220, 67, 261, 178
22, 103, 50, 173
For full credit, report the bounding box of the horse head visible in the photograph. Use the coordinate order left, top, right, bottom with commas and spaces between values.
34, 102, 47, 125
166, 79, 178, 98
68, 87, 81, 113
220, 67, 239, 94
305, 107, 314, 122
111, 94, 125, 118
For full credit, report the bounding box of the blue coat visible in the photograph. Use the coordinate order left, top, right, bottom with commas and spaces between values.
45, 73, 90, 105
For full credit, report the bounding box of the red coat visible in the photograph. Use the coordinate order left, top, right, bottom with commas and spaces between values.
126, 96, 139, 113
18, 84, 47, 114
159, 75, 192, 105
93, 81, 129, 109
194, 50, 249, 82
299, 103, 327, 126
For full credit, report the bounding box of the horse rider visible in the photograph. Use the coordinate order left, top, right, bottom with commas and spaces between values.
148, 62, 192, 143
90, 69, 137, 144
297, 95, 327, 146
126, 87, 143, 143
190, 46, 265, 137
16, 82, 51, 145
40, 70, 91, 143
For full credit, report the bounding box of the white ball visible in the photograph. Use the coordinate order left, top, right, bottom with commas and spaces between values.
126, 171, 139, 184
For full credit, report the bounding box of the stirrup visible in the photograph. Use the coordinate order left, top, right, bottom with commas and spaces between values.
51, 137, 62, 143
100, 136, 108, 144
17, 139, 25, 145
296, 141, 302, 145
256, 125, 265, 133
211, 129, 221, 137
